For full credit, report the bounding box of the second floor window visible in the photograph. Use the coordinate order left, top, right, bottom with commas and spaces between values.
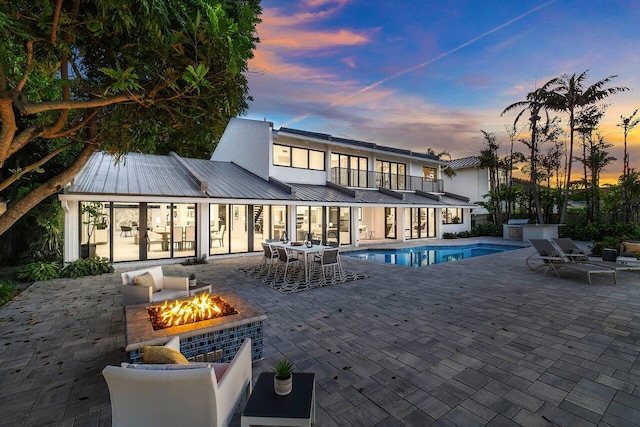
273, 144, 325, 171
331, 153, 368, 187
376, 160, 406, 190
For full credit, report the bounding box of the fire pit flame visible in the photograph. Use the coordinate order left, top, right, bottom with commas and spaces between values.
148, 293, 237, 330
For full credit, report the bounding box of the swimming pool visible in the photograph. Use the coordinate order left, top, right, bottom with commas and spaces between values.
342, 243, 520, 267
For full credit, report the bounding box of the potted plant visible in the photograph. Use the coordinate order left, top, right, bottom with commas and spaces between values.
189, 273, 196, 287
80, 202, 106, 258
273, 358, 293, 396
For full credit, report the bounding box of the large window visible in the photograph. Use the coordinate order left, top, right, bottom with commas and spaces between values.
273, 144, 325, 171
442, 208, 463, 224
405, 207, 436, 239
331, 153, 368, 187
376, 160, 406, 190
327, 206, 351, 245
385, 207, 396, 239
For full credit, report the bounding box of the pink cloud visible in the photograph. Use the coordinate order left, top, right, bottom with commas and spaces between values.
259, 28, 369, 50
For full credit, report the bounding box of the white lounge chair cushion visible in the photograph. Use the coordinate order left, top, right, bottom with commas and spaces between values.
154, 288, 188, 301
122, 362, 228, 380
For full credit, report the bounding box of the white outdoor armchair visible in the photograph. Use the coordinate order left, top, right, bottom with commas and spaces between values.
120, 265, 189, 306
103, 338, 253, 427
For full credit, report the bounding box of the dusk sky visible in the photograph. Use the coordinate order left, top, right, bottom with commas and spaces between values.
243, 0, 640, 183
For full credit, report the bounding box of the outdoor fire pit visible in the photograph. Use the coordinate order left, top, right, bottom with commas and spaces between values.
147, 293, 237, 330
125, 292, 266, 363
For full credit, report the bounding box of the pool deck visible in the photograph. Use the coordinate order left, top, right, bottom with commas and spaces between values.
1, 238, 640, 426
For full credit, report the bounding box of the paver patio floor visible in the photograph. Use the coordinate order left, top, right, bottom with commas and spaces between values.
1, 240, 639, 426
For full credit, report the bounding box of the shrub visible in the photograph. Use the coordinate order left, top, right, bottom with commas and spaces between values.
590, 237, 622, 257
16, 262, 61, 282
0, 280, 19, 306
181, 254, 209, 266
471, 222, 503, 237
442, 232, 457, 239
60, 256, 114, 278
561, 221, 640, 242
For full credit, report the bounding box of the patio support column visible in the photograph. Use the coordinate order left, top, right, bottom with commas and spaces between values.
197, 202, 209, 258
352, 206, 359, 247
436, 208, 443, 238
62, 200, 79, 263
399, 207, 407, 242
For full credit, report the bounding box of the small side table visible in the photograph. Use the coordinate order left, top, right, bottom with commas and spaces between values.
242, 372, 315, 427
188, 282, 212, 296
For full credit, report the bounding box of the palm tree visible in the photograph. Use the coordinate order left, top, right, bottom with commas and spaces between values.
545, 71, 628, 224
501, 82, 556, 224
617, 109, 640, 222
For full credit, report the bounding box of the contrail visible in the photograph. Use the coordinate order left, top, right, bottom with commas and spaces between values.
281, 0, 556, 128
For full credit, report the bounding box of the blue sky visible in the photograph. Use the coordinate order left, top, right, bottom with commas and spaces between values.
244, 0, 640, 183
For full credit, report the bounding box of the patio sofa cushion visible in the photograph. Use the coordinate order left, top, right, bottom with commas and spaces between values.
620, 241, 640, 257
134, 272, 157, 293
142, 345, 189, 365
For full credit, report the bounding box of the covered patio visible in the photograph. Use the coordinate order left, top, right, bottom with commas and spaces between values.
1, 239, 639, 425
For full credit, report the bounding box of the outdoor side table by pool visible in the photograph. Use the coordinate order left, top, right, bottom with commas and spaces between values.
242, 372, 315, 427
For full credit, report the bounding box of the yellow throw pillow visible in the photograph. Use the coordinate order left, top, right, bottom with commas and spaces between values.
133, 272, 156, 293
623, 242, 640, 254
141, 345, 189, 365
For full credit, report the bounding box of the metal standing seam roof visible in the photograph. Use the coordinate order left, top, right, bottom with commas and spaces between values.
67, 152, 475, 208
278, 127, 442, 163
287, 183, 360, 203
179, 158, 294, 201
448, 156, 482, 169
67, 152, 204, 197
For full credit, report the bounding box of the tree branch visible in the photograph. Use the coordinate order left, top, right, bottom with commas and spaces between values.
0, 62, 6, 92
14, 94, 134, 115
51, 0, 64, 44
16, 39, 33, 92
0, 97, 18, 167
0, 141, 79, 193
45, 110, 98, 139
0, 144, 97, 236
7, 125, 41, 160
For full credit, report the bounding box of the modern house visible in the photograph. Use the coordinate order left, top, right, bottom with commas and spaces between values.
59, 118, 476, 264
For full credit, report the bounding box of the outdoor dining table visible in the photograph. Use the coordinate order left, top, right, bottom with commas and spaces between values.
270, 242, 331, 283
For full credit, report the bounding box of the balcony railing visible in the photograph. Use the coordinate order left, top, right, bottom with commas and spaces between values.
330, 167, 444, 193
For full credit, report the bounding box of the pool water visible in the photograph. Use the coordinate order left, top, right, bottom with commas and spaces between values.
342, 243, 520, 267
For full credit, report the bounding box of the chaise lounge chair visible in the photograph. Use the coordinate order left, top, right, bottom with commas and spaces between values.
553, 237, 640, 279
527, 239, 617, 285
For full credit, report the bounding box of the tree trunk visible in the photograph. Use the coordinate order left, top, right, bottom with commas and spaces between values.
559, 111, 575, 224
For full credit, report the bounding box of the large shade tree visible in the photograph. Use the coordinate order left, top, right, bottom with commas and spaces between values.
0, 0, 261, 236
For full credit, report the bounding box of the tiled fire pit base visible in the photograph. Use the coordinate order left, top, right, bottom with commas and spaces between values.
124, 292, 266, 363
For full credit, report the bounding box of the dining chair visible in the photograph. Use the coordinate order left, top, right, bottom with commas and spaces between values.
314, 248, 341, 284
275, 246, 300, 282
260, 243, 278, 277
183, 226, 196, 249
211, 225, 225, 247
172, 226, 184, 250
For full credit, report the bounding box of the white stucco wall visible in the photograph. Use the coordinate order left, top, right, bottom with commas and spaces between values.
211, 117, 272, 180
444, 168, 489, 214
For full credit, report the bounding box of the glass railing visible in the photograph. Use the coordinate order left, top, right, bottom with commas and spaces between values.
330, 167, 443, 192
